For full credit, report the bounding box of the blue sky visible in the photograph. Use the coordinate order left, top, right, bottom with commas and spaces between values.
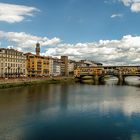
0, 0, 140, 65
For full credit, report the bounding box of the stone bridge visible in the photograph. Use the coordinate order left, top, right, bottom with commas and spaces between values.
74, 66, 140, 83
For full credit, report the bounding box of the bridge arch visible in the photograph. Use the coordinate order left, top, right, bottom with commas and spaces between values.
99, 74, 119, 82
123, 75, 140, 81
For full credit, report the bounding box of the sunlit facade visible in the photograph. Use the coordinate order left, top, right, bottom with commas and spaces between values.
0, 48, 27, 78
25, 43, 53, 77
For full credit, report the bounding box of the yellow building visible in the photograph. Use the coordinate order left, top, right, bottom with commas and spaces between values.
74, 67, 103, 77
25, 43, 53, 77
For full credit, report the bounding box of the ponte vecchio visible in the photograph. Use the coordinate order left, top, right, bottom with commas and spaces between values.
74, 65, 140, 83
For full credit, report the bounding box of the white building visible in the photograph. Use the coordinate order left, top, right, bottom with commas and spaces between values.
0, 48, 27, 78
48, 57, 53, 76
68, 63, 75, 73
53, 58, 61, 76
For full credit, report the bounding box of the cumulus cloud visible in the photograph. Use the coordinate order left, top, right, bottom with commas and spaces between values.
111, 13, 123, 18
119, 0, 140, 12
0, 2, 39, 23
0, 31, 61, 52
44, 35, 140, 65
0, 30, 140, 65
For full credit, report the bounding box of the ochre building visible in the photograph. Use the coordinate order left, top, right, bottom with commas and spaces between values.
25, 43, 53, 77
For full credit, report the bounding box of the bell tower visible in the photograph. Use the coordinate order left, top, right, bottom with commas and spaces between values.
36, 42, 40, 56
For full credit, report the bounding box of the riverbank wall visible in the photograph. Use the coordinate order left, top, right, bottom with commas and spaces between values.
0, 77, 75, 89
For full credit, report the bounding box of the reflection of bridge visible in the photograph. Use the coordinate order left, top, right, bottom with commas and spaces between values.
74, 66, 140, 83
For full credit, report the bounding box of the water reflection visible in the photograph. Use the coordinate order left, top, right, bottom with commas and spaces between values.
0, 81, 140, 140
80, 76, 140, 87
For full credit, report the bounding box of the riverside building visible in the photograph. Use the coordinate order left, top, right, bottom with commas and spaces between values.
68, 61, 75, 76
0, 48, 27, 78
26, 43, 53, 77
61, 56, 69, 76
53, 58, 61, 76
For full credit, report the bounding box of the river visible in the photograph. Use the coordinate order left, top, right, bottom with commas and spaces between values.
0, 77, 140, 140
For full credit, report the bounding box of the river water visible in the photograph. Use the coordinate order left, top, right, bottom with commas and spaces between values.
0, 77, 140, 140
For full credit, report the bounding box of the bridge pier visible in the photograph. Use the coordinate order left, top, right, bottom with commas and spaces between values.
93, 75, 99, 84
118, 74, 125, 83
94, 75, 99, 81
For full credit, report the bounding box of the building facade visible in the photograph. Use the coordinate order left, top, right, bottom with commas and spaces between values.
74, 67, 103, 77
26, 43, 53, 77
61, 56, 69, 76
48, 57, 53, 76
68, 62, 75, 76
53, 58, 61, 76
0, 48, 27, 78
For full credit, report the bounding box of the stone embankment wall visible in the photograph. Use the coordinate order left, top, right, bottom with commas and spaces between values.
0, 77, 74, 89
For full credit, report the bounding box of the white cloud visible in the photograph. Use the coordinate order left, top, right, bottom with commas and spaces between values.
0, 30, 140, 65
119, 0, 140, 12
44, 35, 140, 65
0, 3, 39, 23
111, 13, 123, 18
131, 2, 140, 12
0, 31, 61, 52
